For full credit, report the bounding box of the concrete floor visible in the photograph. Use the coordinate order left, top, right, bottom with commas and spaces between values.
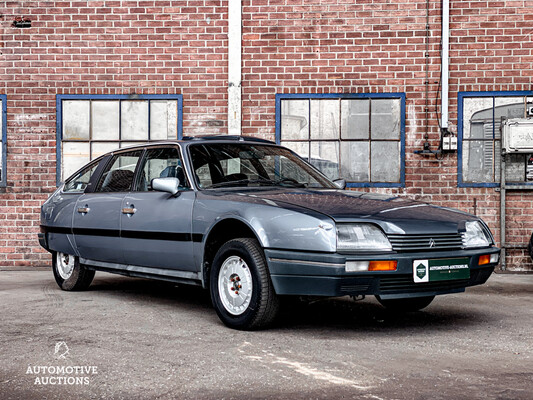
1, 270, 532, 400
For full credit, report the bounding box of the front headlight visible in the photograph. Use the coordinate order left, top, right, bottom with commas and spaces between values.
337, 224, 392, 252
462, 221, 492, 248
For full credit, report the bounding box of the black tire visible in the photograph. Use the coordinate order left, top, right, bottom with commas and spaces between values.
52, 252, 95, 291
375, 295, 435, 312
210, 238, 279, 330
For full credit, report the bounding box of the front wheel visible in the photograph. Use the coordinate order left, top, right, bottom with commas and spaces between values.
52, 252, 95, 291
375, 295, 435, 312
210, 238, 279, 330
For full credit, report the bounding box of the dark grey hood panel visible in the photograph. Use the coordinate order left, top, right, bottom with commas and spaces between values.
199, 188, 477, 234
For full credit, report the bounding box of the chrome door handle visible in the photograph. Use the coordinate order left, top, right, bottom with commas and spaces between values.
77, 207, 90, 213
121, 207, 136, 215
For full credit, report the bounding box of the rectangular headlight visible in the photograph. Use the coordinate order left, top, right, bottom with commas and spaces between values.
337, 224, 392, 252
462, 221, 492, 248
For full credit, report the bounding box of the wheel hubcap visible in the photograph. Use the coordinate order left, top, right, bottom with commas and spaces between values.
57, 252, 75, 280
218, 256, 253, 315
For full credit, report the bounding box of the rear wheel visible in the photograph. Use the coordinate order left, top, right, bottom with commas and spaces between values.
210, 238, 279, 330
52, 252, 95, 291
375, 295, 435, 312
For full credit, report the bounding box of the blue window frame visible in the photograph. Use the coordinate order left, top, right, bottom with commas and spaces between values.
0, 94, 6, 188
275, 93, 406, 188
458, 91, 533, 188
56, 94, 183, 185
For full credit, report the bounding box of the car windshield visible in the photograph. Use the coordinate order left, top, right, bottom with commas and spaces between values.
189, 143, 337, 189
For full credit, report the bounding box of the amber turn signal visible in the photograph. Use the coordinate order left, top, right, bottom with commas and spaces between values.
478, 254, 491, 266
368, 260, 398, 271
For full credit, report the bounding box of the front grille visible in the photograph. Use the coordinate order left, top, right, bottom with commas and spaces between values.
379, 275, 470, 294
340, 284, 371, 294
387, 233, 464, 252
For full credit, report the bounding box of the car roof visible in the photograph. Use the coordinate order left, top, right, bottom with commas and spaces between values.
115, 135, 276, 152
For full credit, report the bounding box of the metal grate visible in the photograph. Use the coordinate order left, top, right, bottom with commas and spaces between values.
379, 275, 470, 294
387, 233, 464, 252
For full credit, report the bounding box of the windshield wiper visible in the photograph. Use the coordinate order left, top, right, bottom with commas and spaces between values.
207, 178, 306, 188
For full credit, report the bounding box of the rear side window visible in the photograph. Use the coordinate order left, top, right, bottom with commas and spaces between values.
63, 161, 100, 193
95, 151, 142, 192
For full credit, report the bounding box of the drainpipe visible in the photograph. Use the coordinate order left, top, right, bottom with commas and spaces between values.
441, 0, 450, 134
228, 0, 242, 135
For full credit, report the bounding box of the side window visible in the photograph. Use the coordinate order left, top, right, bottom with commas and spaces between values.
63, 161, 100, 193
136, 147, 189, 191
95, 151, 142, 192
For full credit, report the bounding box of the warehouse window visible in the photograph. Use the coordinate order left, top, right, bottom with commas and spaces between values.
0, 95, 6, 187
275, 94, 405, 187
458, 91, 533, 187
56, 94, 182, 184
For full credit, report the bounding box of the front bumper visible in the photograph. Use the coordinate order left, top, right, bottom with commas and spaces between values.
265, 247, 500, 298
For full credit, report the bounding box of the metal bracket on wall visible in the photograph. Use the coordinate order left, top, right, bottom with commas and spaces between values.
499, 152, 533, 271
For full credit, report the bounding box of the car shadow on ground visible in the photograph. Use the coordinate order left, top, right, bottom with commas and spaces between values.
84, 273, 494, 334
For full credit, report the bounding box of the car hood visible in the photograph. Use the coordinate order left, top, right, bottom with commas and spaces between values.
205, 188, 477, 235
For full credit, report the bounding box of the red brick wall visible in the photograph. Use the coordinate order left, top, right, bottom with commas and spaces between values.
0, 1, 229, 266
1, 0, 532, 270
241, 0, 533, 271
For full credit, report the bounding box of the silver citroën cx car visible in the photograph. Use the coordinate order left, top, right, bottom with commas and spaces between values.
39, 136, 500, 330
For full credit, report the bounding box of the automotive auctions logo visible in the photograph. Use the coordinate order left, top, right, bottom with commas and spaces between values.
26, 342, 98, 385
413, 259, 429, 283
54, 341, 69, 359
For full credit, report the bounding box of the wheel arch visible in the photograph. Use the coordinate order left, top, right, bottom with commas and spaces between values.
201, 217, 263, 287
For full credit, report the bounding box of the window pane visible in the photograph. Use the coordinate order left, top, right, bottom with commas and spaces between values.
91, 101, 119, 140
495, 97, 527, 119
494, 100, 527, 140
310, 99, 339, 140
139, 147, 186, 191
62, 142, 90, 180
463, 140, 494, 183
120, 142, 144, 148
64, 161, 99, 193
281, 141, 309, 160
62, 100, 90, 140
121, 101, 149, 140
506, 153, 526, 182
371, 141, 400, 182
463, 97, 493, 139
92, 142, 118, 160
370, 99, 400, 140
310, 141, 339, 180
341, 99, 369, 139
96, 151, 141, 192
151, 100, 178, 140
281, 100, 309, 140
340, 142, 369, 182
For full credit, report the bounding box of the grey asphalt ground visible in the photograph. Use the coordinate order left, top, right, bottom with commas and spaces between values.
1, 270, 532, 400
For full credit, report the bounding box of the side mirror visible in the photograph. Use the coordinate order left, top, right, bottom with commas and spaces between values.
333, 179, 346, 190
152, 177, 180, 196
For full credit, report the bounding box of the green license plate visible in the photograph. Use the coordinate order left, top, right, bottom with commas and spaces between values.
413, 258, 470, 283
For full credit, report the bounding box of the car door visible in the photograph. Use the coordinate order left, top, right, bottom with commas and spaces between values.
121, 146, 196, 271
73, 150, 143, 264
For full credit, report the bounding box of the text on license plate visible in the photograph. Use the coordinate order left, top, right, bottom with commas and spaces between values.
413, 257, 470, 283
